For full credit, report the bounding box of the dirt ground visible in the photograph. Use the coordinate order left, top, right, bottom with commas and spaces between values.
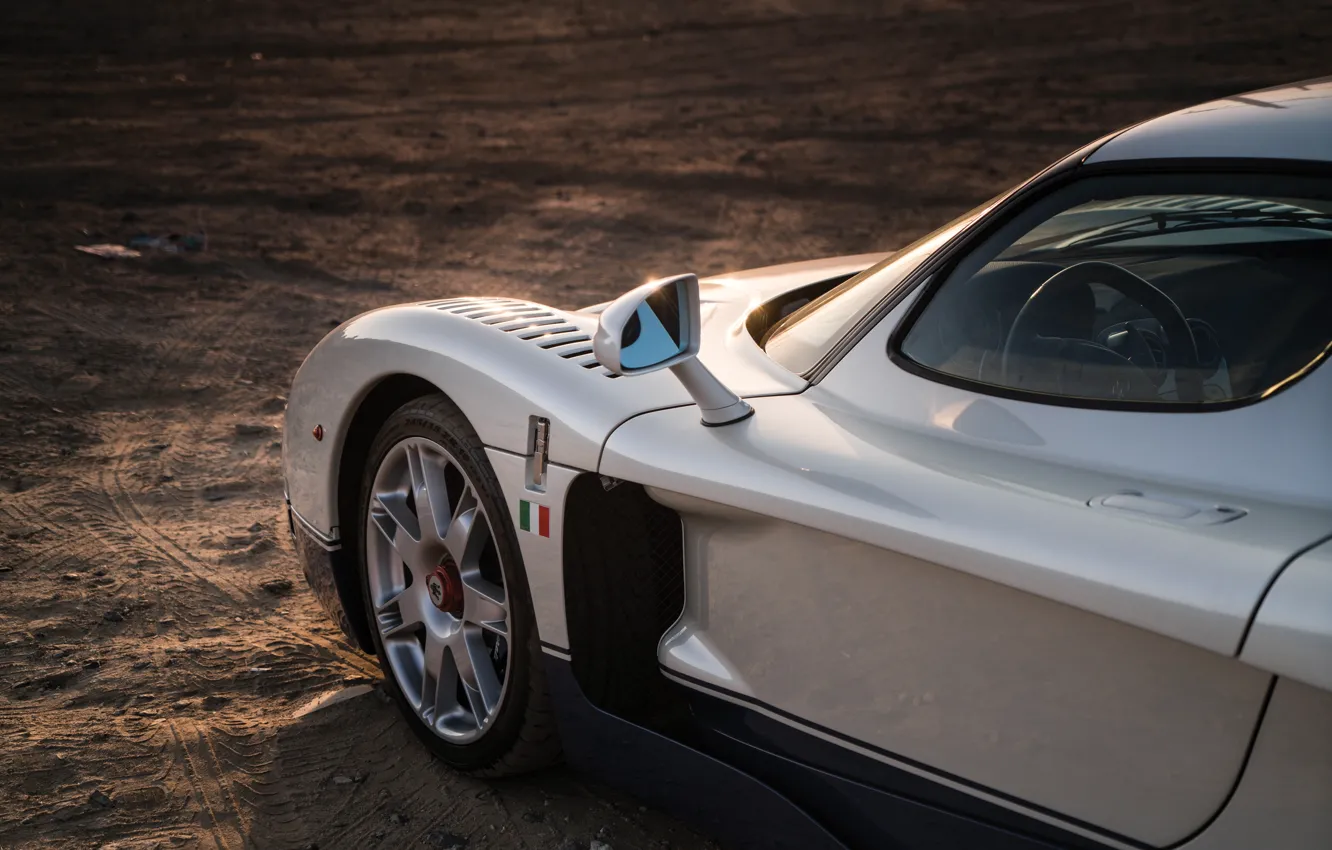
0, 1, 1327, 848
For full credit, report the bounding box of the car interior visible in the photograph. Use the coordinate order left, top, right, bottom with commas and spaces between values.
900, 188, 1332, 404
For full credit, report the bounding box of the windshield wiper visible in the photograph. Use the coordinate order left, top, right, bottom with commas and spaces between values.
1021, 209, 1332, 252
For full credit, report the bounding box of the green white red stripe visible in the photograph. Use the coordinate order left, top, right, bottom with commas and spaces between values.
519, 499, 550, 537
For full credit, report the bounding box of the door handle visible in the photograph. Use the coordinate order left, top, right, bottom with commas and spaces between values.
1090, 491, 1246, 525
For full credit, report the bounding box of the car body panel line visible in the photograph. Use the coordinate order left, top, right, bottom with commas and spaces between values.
1159, 679, 1278, 848
1236, 530, 1332, 650
1239, 536, 1332, 692
1175, 677, 1332, 850
661, 666, 1150, 850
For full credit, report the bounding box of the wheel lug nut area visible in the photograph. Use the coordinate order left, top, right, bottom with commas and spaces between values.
427, 559, 464, 615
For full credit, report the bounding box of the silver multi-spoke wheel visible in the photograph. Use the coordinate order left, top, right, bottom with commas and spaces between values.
358, 395, 560, 775
366, 437, 511, 743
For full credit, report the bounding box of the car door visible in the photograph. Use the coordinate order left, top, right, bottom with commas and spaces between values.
600, 168, 1332, 847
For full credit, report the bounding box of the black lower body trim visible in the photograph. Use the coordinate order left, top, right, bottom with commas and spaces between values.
542, 656, 849, 850
677, 674, 1113, 850
544, 654, 1123, 850
289, 508, 374, 653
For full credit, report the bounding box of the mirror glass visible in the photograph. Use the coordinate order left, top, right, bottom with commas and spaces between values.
619, 279, 687, 370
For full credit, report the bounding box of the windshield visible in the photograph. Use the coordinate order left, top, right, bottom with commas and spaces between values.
763, 193, 1006, 374
898, 173, 1332, 406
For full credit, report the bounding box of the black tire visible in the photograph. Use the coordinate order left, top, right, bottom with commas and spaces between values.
357, 394, 561, 775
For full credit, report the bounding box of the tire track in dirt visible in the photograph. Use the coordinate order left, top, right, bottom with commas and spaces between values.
94, 392, 381, 669
167, 719, 250, 850
82, 273, 285, 601
0, 530, 77, 580
258, 703, 425, 848
96, 433, 380, 674
144, 649, 380, 850
20, 636, 382, 850
0, 704, 180, 844
53, 269, 387, 847
0, 493, 64, 539
99, 445, 253, 605
120, 266, 263, 395
0, 371, 43, 405
26, 301, 121, 346
0, 274, 379, 849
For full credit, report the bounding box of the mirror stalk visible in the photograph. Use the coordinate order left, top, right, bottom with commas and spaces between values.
669, 358, 754, 426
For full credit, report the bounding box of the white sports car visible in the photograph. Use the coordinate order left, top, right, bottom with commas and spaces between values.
283, 79, 1332, 850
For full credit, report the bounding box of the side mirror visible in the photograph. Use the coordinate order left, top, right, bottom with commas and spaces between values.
592, 272, 699, 375
594, 273, 754, 426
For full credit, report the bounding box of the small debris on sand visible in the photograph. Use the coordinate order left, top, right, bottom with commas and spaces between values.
259, 578, 294, 596
75, 244, 141, 259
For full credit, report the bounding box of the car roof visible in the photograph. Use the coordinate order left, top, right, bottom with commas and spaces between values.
1087, 77, 1332, 164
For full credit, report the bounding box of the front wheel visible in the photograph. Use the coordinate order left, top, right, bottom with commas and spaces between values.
357, 394, 560, 775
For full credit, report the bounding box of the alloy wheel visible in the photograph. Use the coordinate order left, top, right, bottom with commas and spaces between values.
365, 437, 511, 742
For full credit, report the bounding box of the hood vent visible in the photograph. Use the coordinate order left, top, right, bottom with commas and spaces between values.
425, 297, 619, 378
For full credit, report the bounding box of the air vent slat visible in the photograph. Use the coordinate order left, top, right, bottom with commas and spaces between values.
536, 333, 592, 349
462, 306, 527, 321
517, 324, 578, 340
442, 297, 505, 308
432, 298, 617, 378
452, 305, 510, 317
494, 317, 564, 332
481, 308, 547, 325
452, 297, 512, 309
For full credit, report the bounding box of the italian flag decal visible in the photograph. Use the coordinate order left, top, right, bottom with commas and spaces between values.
519, 499, 550, 538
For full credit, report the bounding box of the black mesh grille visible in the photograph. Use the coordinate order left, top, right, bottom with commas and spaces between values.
563, 475, 689, 727
646, 502, 685, 637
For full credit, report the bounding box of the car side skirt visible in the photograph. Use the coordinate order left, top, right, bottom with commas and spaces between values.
541, 649, 1116, 850
543, 653, 848, 850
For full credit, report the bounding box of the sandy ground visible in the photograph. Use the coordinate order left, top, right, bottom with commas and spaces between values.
0, 1, 1328, 848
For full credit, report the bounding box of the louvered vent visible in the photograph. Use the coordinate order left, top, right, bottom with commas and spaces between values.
424, 297, 620, 378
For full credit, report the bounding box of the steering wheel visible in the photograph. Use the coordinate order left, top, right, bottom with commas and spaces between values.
1000, 261, 1203, 402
